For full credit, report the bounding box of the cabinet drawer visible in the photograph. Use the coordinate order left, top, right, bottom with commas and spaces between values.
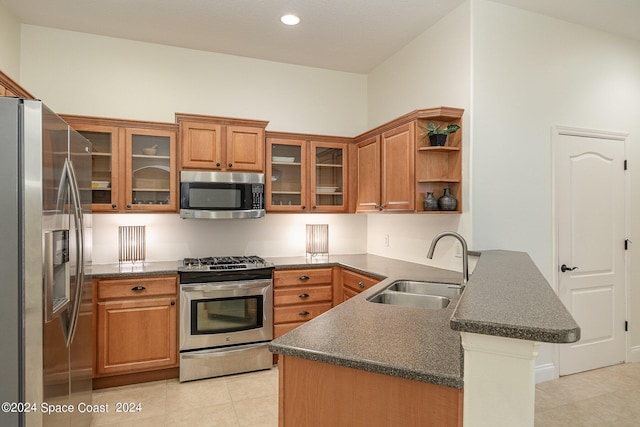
274, 268, 333, 287
274, 285, 332, 306
274, 322, 305, 339
97, 276, 177, 300
342, 287, 359, 302
342, 269, 380, 293
274, 302, 332, 324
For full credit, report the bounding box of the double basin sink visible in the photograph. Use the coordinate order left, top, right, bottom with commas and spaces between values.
367, 280, 463, 309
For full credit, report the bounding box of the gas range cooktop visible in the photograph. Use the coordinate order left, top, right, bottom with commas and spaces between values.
179, 255, 273, 272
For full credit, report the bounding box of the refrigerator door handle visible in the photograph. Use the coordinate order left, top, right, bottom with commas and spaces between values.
64, 158, 85, 347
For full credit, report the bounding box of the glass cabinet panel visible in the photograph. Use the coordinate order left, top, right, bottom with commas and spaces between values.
126, 128, 176, 211
267, 139, 306, 211
73, 125, 120, 212
312, 142, 346, 210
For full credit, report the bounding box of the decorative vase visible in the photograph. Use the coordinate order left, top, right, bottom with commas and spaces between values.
438, 188, 457, 211
428, 134, 447, 146
423, 192, 439, 211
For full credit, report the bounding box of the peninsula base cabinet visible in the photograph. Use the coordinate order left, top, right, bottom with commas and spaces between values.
278, 355, 463, 427
93, 275, 179, 388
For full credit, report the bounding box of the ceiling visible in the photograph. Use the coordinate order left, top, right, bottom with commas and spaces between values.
1, 0, 639, 74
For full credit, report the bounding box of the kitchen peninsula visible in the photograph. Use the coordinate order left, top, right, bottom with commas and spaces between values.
268, 251, 580, 427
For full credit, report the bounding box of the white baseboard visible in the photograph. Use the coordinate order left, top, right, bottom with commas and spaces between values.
535, 363, 557, 383
629, 346, 640, 363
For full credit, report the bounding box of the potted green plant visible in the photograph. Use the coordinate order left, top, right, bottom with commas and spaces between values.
421, 122, 460, 146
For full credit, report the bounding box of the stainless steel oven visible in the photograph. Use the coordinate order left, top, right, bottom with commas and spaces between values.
179, 256, 273, 382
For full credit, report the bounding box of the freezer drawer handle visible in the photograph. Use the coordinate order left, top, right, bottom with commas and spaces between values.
131, 285, 146, 291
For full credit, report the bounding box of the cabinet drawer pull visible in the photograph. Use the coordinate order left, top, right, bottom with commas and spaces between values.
358, 281, 365, 288
299, 275, 310, 281
298, 293, 310, 299
131, 285, 146, 291
299, 310, 310, 316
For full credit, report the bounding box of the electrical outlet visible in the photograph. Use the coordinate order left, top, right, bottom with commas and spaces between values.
455, 242, 462, 258
384, 234, 390, 247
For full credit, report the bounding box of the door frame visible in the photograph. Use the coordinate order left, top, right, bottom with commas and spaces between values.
551, 125, 630, 377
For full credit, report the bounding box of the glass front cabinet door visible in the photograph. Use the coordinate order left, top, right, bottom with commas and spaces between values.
125, 128, 177, 211
72, 124, 121, 212
310, 141, 347, 212
266, 138, 307, 212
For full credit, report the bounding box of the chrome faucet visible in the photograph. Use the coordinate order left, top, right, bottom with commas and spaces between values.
427, 231, 469, 285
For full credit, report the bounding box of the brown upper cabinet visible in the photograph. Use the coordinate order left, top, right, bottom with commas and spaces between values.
353, 107, 463, 214
266, 132, 349, 213
0, 70, 34, 99
63, 115, 178, 213
176, 113, 268, 172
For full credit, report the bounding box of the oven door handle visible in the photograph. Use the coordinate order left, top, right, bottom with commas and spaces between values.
181, 343, 269, 358
180, 280, 272, 293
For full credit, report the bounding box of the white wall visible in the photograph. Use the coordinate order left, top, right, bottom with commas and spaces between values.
91, 213, 367, 264
0, 4, 21, 79
18, 25, 367, 137
365, 1, 472, 272
472, 0, 640, 368
17, 25, 371, 265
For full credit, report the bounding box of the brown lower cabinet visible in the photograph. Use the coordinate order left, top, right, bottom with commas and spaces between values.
93, 274, 179, 388
341, 268, 380, 302
273, 267, 334, 338
278, 355, 463, 427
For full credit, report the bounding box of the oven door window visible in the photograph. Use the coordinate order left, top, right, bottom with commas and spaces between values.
191, 295, 263, 335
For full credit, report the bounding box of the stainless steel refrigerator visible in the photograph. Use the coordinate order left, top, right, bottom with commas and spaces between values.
0, 98, 93, 427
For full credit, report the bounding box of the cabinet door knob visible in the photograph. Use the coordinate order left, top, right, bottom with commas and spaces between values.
111, 204, 117, 209
299, 310, 310, 316
380, 204, 386, 210
358, 281, 365, 288
299, 275, 310, 281
299, 293, 310, 299
170, 300, 176, 306
374, 204, 379, 209
228, 163, 233, 167
126, 204, 132, 209
312, 206, 317, 210
131, 285, 146, 291
216, 162, 221, 167
301, 206, 306, 210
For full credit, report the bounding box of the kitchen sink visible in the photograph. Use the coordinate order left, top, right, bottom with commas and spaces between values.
386, 280, 463, 298
368, 291, 450, 309
366, 280, 463, 309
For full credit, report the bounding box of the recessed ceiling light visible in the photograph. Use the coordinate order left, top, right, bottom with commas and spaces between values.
280, 14, 300, 26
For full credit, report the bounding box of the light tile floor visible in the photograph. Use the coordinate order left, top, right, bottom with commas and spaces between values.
90, 368, 278, 427
535, 362, 640, 427
90, 362, 639, 426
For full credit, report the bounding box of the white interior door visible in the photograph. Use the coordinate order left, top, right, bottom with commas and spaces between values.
555, 127, 626, 376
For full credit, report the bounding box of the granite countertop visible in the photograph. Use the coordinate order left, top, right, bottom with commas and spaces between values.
89, 260, 180, 278
267, 254, 466, 388
268, 251, 580, 389
89, 251, 580, 389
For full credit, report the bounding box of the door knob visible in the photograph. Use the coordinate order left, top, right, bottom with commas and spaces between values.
560, 264, 578, 272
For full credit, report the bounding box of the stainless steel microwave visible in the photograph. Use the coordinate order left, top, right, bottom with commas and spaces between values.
180, 171, 265, 219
